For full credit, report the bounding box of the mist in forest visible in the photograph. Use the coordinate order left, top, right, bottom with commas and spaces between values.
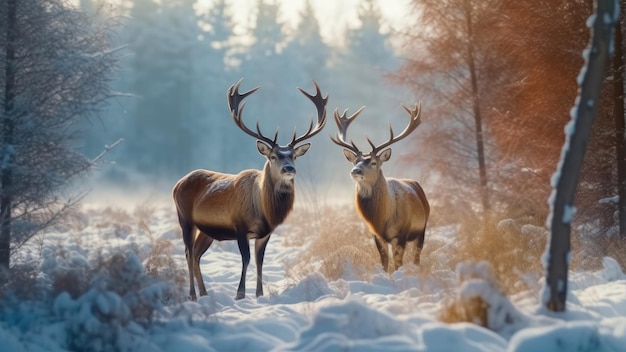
79, 0, 421, 204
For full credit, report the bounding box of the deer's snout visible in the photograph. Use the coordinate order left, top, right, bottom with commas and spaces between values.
282, 165, 296, 175
350, 167, 363, 179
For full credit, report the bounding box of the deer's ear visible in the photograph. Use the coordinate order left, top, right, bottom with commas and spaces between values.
379, 148, 392, 162
343, 149, 358, 163
294, 143, 311, 157
257, 140, 272, 157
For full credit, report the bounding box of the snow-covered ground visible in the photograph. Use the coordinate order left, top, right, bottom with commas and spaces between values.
0, 201, 625, 352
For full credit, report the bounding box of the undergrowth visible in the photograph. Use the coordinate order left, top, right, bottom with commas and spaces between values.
283, 202, 379, 282
283, 197, 625, 330
283, 200, 455, 283
1, 192, 623, 340
0, 204, 187, 351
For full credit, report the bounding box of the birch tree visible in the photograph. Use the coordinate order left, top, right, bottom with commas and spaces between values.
612, 1, 626, 238
544, 0, 620, 312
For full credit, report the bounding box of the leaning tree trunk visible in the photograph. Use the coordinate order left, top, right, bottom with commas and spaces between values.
613, 1, 626, 239
544, 0, 620, 312
0, 0, 17, 270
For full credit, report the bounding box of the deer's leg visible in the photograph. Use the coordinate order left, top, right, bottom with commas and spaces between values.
236, 233, 250, 300
391, 237, 407, 272
254, 234, 271, 298
374, 236, 390, 273
178, 213, 197, 301
413, 228, 426, 265
193, 233, 214, 297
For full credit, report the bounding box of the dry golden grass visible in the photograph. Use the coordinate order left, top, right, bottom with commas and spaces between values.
283, 200, 453, 283
440, 296, 490, 326
433, 204, 547, 296
439, 261, 498, 326
283, 202, 380, 282
284, 199, 520, 328
283, 197, 624, 331
430, 197, 626, 300
437, 261, 524, 331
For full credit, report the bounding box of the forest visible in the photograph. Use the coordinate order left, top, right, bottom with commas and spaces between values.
79, 0, 411, 185
72, 0, 625, 276
0, 0, 625, 351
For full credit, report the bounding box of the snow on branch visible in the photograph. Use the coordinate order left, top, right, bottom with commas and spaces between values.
90, 138, 123, 165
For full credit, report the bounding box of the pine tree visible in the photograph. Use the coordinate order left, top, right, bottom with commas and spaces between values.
0, 0, 120, 268
194, 0, 240, 172
236, 0, 305, 170
332, 0, 405, 148
239, 0, 291, 121
124, 0, 203, 179
283, 0, 331, 85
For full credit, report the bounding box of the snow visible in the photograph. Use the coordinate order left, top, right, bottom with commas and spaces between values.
604, 0, 621, 55
599, 195, 619, 205
1, 202, 625, 352
562, 204, 577, 223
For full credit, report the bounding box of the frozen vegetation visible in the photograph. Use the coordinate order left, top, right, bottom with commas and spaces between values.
0, 200, 624, 352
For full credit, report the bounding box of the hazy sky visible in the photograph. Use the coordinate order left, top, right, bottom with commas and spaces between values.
198, 0, 414, 46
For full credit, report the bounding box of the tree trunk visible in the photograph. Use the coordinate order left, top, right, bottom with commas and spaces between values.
1, 0, 17, 269
465, 0, 490, 215
614, 0, 626, 239
469, 58, 490, 214
544, 0, 618, 312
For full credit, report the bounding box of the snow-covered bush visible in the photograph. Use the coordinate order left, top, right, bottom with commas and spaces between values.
0, 260, 41, 301
0, 203, 190, 351
440, 261, 526, 335
52, 251, 174, 351
143, 238, 186, 300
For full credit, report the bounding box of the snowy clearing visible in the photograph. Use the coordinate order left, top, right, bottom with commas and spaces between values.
0, 202, 624, 352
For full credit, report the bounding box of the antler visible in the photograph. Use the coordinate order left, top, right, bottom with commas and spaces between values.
227, 78, 278, 146
369, 103, 422, 155
329, 106, 365, 155
289, 81, 329, 147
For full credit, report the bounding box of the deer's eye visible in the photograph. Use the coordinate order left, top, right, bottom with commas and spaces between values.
270, 155, 277, 161
370, 161, 377, 167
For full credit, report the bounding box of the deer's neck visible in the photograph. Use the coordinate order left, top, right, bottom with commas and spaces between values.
355, 172, 390, 232
260, 163, 295, 229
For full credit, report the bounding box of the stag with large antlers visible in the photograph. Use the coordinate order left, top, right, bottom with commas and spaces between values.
173, 79, 328, 300
330, 104, 429, 273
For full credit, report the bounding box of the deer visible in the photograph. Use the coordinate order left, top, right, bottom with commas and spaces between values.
173, 79, 328, 300
329, 104, 429, 273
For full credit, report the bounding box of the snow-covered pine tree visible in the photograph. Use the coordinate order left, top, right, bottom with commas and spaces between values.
194, 0, 240, 173
0, 0, 121, 269
124, 0, 204, 180
331, 0, 406, 155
